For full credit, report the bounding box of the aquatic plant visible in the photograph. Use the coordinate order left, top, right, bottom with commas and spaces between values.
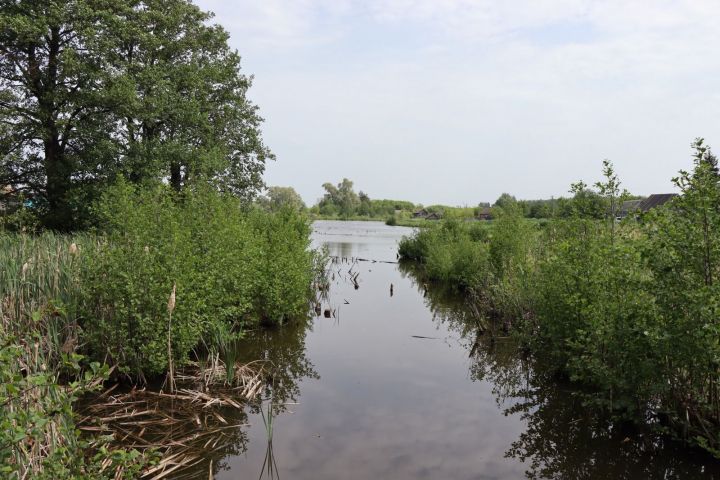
398, 141, 720, 456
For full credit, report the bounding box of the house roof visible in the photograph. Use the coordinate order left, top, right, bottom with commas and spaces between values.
637, 194, 677, 212
620, 199, 641, 212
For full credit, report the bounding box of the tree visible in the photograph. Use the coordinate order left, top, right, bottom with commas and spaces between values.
358, 191, 371, 216
594, 159, 630, 243
319, 178, 359, 218
569, 182, 605, 220
0, 0, 272, 230
98, 0, 272, 196
261, 186, 305, 212
493, 193, 517, 210
642, 138, 720, 451
0, 0, 112, 229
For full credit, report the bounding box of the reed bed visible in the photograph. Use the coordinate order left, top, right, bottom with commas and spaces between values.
0, 233, 97, 478
0, 232, 86, 343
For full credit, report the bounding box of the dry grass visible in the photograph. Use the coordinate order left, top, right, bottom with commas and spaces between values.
78, 358, 266, 479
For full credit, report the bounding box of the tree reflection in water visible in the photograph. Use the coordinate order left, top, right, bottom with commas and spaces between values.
399, 261, 720, 480
230, 317, 319, 414
184, 317, 319, 478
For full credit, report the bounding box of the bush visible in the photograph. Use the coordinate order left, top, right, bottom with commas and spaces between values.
397, 144, 720, 456
79, 181, 316, 377
400, 219, 491, 289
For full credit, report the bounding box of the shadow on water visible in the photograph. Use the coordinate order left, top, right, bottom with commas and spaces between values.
399, 261, 720, 480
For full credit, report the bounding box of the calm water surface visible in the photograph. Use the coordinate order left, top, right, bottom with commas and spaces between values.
208, 220, 720, 479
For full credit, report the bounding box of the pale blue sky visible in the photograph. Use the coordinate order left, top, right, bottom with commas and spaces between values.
196, 0, 720, 206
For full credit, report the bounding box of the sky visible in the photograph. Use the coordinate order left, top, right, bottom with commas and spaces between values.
195, 0, 720, 206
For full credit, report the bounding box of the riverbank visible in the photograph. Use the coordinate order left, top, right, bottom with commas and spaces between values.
397, 155, 720, 458
0, 185, 321, 478
172, 220, 720, 478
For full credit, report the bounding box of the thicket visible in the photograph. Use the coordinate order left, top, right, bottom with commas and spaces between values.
0, 234, 149, 478
0, 184, 320, 475
0, 1, 320, 476
399, 139, 720, 455
82, 181, 319, 377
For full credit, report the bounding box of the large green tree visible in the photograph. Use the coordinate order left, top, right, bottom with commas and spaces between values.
97, 0, 272, 195
260, 185, 305, 212
0, 0, 112, 229
0, 0, 271, 230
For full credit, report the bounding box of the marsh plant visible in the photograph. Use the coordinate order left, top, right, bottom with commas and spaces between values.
399, 140, 720, 456
0, 183, 320, 476
0, 235, 147, 478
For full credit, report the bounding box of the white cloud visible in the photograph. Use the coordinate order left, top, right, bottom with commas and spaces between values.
194, 0, 720, 204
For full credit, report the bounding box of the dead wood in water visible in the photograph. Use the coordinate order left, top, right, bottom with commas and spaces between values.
78, 359, 266, 479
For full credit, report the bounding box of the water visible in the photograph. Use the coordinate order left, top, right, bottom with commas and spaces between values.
202, 220, 720, 479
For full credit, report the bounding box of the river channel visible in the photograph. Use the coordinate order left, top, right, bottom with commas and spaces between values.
199, 220, 720, 479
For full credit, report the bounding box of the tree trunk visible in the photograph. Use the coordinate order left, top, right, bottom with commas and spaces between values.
43, 135, 72, 231
35, 26, 74, 230
170, 162, 182, 191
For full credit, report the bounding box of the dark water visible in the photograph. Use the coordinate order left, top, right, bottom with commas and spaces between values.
201, 220, 720, 479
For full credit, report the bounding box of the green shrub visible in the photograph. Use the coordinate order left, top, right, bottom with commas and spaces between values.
397, 145, 720, 455
79, 181, 316, 377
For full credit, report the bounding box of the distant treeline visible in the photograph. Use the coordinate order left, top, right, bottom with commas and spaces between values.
260, 178, 646, 221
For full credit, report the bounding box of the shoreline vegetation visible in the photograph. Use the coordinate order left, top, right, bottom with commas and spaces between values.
2, 0, 720, 477
0, 183, 323, 478
0, 0, 322, 476
398, 141, 720, 458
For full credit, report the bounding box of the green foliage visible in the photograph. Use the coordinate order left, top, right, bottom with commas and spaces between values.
399, 145, 720, 455
639, 138, 720, 445
400, 219, 492, 289
259, 186, 306, 212
0, 338, 147, 479
0, 233, 148, 478
0, 0, 271, 230
319, 179, 359, 218
80, 181, 316, 376
314, 178, 417, 219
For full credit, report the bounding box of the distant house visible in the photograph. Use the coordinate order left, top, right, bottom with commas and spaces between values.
619, 194, 677, 219
426, 212, 443, 221
477, 207, 493, 221
412, 208, 429, 219
637, 194, 677, 212
618, 199, 642, 219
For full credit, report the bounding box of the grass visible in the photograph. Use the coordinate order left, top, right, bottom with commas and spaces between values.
0, 233, 148, 478
0, 209, 322, 477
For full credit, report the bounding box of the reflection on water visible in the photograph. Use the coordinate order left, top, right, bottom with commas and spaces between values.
232, 320, 319, 414
400, 257, 720, 480
179, 220, 720, 479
